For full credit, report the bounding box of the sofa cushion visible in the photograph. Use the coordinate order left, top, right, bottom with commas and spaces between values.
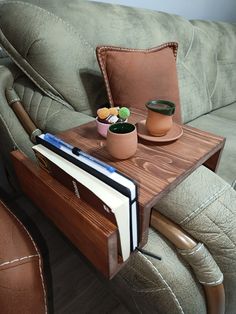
0, 0, 202, 122
96, 43, 182, 123
210, 102, 236, 121
1, 0, 235, 123
111, 228, 206, 314
188, 104, 236, 184
190, 20, 236, 111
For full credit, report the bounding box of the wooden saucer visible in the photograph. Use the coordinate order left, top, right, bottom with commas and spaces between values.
137, 120, 183, 142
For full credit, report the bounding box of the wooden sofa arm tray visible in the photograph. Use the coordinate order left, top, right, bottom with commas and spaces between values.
11, 150, 125, 279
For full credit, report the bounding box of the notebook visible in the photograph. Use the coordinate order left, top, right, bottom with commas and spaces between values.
34, 133, 139, 259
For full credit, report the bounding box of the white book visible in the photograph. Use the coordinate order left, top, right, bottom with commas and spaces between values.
33, 144, 132, 261
36, 133, 138, 252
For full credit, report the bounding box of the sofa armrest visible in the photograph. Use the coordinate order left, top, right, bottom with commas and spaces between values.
110, 166, 235, 313
153, 165, 236, 313
0, 65, 34, 157
0, 63, 94, 190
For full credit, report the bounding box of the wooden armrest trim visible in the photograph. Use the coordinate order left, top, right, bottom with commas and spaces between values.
150, 210, 225, 314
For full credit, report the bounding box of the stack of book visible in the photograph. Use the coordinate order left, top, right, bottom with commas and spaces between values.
33, 133, 138, 261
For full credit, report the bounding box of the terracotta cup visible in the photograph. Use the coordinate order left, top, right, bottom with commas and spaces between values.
145, 100, 176, 136
106, 123, 137, 160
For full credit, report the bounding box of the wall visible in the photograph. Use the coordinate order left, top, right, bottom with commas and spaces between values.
89, 0, 236, 22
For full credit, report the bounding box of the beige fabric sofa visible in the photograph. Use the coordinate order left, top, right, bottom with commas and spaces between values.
0, 1, 235, 313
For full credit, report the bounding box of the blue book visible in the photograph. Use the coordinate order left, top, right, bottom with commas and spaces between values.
35, 133, 139, 255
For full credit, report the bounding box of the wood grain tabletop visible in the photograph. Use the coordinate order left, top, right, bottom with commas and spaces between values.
58, 108, 225, 244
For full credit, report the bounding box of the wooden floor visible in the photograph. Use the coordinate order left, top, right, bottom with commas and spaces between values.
0, 161, 130, 314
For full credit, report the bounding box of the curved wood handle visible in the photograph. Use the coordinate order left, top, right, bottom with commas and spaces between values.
6, 88, 42, 142
150, 210, 225, 314
10, 100, 38, 135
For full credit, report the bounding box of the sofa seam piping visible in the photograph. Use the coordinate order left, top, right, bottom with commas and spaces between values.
179, 185, 229, 225
0, 254, 38, 268
0, 1, 94, 52
139, 252, 185, 314
2, 204, 48, 314
183, 26, 194, 60
0, 111, 21, 149
0, 30, 72, 110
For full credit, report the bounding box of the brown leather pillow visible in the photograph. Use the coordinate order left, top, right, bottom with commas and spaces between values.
96, 42, 181, 123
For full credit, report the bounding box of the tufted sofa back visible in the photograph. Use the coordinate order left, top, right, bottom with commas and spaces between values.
0, 0, 235, 123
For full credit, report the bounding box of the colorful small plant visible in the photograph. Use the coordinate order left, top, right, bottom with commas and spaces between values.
118, 107, 130, 120
97, 107, 110, 120
97, 106, 130, 124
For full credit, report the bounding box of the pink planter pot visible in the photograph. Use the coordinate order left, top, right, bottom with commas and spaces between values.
96, 118, 111, 138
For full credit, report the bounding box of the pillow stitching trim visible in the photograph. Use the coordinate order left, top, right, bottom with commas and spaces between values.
97, 43, 178, 58
96, 49, 114, 105
96, 42, 178, 106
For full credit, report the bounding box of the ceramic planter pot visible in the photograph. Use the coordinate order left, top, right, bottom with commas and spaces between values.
96, 117, 128, 138
96, 117, 110, 138
145, 100, 175, 136
106, 123, 137, 160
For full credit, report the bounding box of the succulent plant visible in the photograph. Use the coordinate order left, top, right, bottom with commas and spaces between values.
97, 107, 110, 119
118, 107, 130, 120
97, 105, 130, 123
146, 100, 175, 116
